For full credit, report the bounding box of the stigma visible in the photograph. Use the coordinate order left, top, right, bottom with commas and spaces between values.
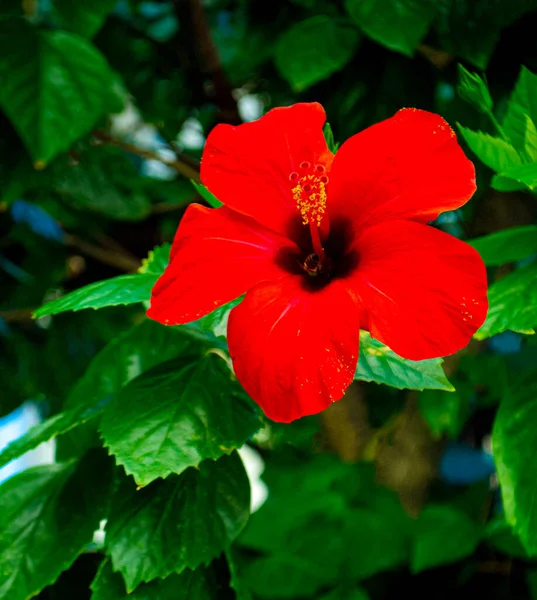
289, 161, 329, 226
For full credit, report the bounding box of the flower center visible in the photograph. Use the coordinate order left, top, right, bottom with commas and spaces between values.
289, 162, 330, 273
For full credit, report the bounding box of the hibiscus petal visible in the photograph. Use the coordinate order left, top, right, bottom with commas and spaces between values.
345, 220, 488, 360
147, 204, 298, 325
201, 102, 334, 238
227, 276, 359, 422
328, 108, 476, 230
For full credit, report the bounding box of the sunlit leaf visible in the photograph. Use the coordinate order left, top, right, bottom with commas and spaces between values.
355, 332, 454, 391
100, 353, 262, 486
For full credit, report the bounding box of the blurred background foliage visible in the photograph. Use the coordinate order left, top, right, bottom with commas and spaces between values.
2, 0, 537, 599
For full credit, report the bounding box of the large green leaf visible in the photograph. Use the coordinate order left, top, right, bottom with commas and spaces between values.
275, 16, 359, 92
0, 18, 121, 165
494, 161, 537, 190
52, 0, 117, 38
457, 126, 522, 172
475, 262, 537, 339
65, 320, 199, 412
503, 66, 537, 152
106, 452, 250, 591
100, 353, 263, 486
33, 274, 157, 318
469, 226, 537, 266
91, 559, 218, 600
410, 506, 482, 572
58, 320, 202, 460
493, 376, 537, 555
345, 0, 434, 56
0, 451, 114, 600
355, 332, 454, 391
0, 396, 109, 470
40, 243, 168, 327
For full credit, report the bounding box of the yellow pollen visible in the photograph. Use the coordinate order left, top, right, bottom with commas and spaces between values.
292, 175, 327, 226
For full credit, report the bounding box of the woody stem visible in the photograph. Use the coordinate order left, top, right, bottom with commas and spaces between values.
309, 222, 326, 263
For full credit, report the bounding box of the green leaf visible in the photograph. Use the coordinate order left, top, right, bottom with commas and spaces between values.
0, 450, 114, 600
243, 507, 408, 598
226, 549, 252, 600
100, 352, 262, 486
33, 274, 157, 318
138, 243, 171, 276
485, 518, 530, 559
58, 321, 202, 460
319, 586, 370, 600
418, 386, 471, 438
475, 262, 537, 339
240, 457, 410, 597
457, 64, 493, 114
198, 296, 243, 338
106, 452, 250, 591
491, 173, 528, 192
344, 508, 409, 580
523, 115, 537, 161
411, 506, 482, 572
493, 376, 537, 555
275, 16, 359, 92
323, 122, 339, 154
242, 516, 347, 599
51, 0, 117, 38
191, 180, 222, 208
355, 332, 454, 391
0, 18, 120, 165
0, 396, 109, 470
345, 0, 434, 56
469, 226, 537, 266
91, 558, 218, 600
66, 321, 200, 412
53, 146, 150, 220
433, 0, 536, 70
495, 161, 537, 190
503, 66, 537, 152
457, 126, 522, 172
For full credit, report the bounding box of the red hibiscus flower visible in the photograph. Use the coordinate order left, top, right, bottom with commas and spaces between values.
147, 103, 488, 423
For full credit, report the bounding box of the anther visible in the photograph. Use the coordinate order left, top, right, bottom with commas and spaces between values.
299, 161, 310, 169
289, 172, 299, 181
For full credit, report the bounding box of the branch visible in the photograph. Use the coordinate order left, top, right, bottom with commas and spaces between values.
173, 0, 240, 124
65, 233, 141, 273
92, 131, 201, 182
